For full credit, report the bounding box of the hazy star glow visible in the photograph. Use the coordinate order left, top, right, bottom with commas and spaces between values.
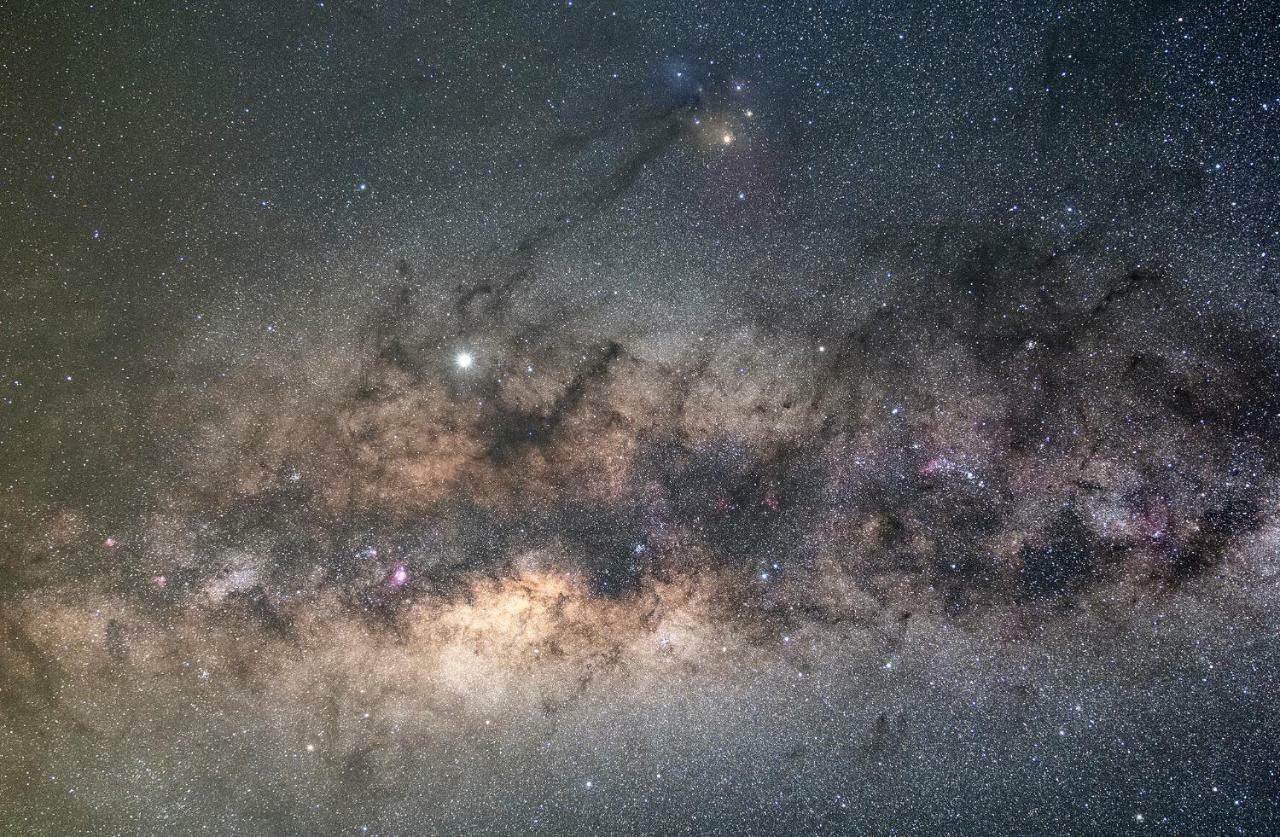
2, 2, 1277, 835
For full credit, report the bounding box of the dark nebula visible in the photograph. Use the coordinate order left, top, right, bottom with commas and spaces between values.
2, 1, 1279, 834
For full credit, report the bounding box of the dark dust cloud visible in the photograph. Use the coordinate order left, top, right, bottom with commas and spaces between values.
2, 1, 1279, 834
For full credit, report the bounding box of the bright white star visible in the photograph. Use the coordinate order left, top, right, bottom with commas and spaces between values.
455, 351, 474, 369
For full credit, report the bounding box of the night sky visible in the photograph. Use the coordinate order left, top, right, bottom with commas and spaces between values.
3, 1, 1280, 834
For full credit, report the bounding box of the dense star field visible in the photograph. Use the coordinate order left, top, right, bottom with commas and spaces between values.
3, 1, 1279, 834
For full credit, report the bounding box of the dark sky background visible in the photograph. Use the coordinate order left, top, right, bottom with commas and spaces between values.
2, 1, 1279, 834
